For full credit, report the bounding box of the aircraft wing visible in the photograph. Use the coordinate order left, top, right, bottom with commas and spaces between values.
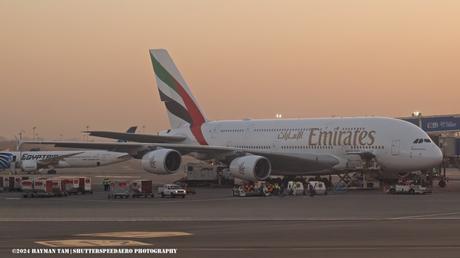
37, 152, 84, 168
22, 141, 339, 172
22, 141, 148, 156
85, 131, 186, 143
22, 141, 235, 156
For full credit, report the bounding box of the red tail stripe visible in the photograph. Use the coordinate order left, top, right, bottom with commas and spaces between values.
173, 80, 208, 145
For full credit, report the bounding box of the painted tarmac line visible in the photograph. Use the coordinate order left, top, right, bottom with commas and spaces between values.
76, 231, 192, 238
390, 211, 460, 219
94, 176, 140, 178
3, 217, 460, 222
10, 196, 241, 204
36, 239, 152, 247
182, 246, 460, 251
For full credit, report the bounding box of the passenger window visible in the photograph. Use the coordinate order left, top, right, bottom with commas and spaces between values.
424, 139, 431, 143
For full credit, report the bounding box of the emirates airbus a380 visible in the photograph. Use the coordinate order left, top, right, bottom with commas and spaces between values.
27, 49, 443, 181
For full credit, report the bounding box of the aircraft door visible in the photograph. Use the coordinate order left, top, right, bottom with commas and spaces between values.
210, 124, 221, 140
243, 120, 252, 141
391, 140, 400, 156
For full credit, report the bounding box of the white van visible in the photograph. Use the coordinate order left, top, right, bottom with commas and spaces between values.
287, 181, 305, 195
306, 181, 328, 195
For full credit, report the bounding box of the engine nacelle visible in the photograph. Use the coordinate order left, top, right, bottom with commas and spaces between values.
141, 149, 182, 174
21, 160, 38, 172
229, 155, 271, 182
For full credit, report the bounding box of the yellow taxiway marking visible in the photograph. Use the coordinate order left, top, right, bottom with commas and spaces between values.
76, 231, 192, 238
35, 239, 152, 247
95, 176, 140, 178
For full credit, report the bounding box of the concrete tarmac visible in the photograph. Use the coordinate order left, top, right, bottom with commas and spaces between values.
1, 165, 460, 258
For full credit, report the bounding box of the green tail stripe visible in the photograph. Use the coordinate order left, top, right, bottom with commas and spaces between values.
151, 54, 179, 95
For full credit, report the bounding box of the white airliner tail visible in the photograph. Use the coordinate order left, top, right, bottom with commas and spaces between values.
149, 49, 209, 145
149, 49, 207, 129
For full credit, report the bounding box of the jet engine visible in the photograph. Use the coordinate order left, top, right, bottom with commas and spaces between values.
21, 160, 38, 172
141, 149, 182, 174
229, 155, 271, 181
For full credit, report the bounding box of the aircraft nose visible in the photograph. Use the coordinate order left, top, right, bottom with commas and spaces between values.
430, 145, 443, 167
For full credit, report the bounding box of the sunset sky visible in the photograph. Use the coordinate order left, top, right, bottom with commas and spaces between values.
1, 0, 459, 140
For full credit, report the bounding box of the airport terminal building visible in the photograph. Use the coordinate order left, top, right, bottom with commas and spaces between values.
400, 114, 460, 166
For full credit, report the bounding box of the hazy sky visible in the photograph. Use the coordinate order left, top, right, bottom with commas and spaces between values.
1, 0, 459, 140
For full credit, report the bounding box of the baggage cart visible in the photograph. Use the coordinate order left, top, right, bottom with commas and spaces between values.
59, 178, 75, 195
50, 178, 67, 197
5, 176, 22, 192
130, 180, 154, 198
79, 177, 92, 194
32, 178, 54, 197
58, 177, 80, 195
21, 179, 34, 197
108, 181, 130, 199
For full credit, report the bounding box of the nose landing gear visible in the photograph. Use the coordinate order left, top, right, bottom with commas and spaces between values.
438, 158, 447, 188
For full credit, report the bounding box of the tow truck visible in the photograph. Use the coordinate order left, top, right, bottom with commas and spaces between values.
388, 182, 431, 195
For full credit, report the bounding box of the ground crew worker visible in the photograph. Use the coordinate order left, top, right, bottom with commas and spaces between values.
276, 183, 281, 195
107, 178, 112, 191
309, 183, 316, 197
103, 178, 110, 191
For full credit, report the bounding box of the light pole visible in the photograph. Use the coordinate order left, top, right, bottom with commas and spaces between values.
32, 126, 37, 140
412, 111, 422, 128
86, 125, 90, 141
18, 130, 26, 141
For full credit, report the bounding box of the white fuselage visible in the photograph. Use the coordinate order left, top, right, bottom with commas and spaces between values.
12, 150, 130, 171
164, 117, 443, 176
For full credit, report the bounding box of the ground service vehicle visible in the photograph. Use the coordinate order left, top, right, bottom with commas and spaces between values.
130, 180, 154, 198
306, 181, 328, 195
108, 181, 130, 199
389, 183, 431, 194
158, 184, 186, 198
287, 181, 305, 195
233, 182, 272, 197
26, 178, 54, 197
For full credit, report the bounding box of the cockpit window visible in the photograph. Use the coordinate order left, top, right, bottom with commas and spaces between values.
413, 138, 432, 144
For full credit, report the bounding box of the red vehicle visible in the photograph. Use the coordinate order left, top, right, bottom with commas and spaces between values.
28, 178, 54, 197
108, 181, 130, 199
56, 177, 92, 195
130, 180, 154, 198
20, 179, 34, 196
4, 176, 22, 192
80, 177, 92, 194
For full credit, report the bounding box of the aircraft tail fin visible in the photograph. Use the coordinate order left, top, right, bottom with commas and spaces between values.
0, 152, 14, 171
149, 49, 208, 131
125, 126, 138, 134
117, 126, 138, 142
